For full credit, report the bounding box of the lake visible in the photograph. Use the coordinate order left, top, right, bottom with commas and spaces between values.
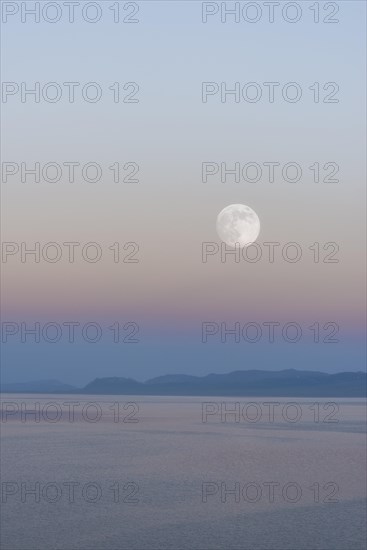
1, 394, 366, 549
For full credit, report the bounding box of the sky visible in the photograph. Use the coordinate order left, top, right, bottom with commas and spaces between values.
1, 0, 366, 385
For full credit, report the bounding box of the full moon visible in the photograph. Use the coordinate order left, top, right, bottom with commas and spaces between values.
216, 204, 260, 248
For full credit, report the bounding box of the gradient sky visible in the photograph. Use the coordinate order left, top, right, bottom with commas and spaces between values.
1, 1, 366, 384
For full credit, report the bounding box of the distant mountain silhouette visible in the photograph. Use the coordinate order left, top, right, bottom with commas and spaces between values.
2, 370, 366, 397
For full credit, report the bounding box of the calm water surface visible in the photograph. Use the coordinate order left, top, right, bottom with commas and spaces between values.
1, 395, 366, 549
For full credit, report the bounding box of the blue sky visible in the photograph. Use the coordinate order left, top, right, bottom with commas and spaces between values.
1, 1, 366, 384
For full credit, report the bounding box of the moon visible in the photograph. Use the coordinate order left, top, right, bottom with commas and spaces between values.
216, 204, 260, 248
